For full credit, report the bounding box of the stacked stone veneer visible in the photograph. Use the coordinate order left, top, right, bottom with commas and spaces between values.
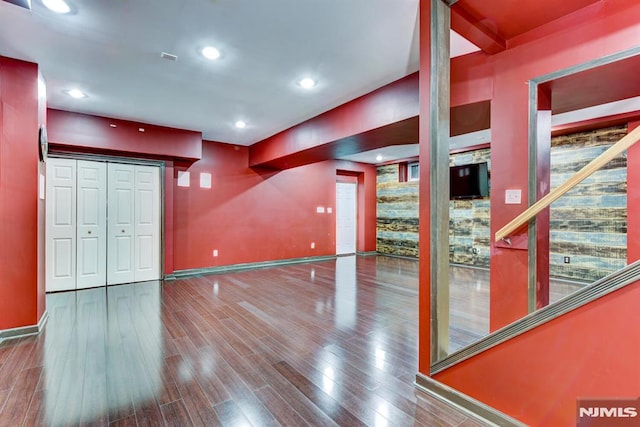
376, 125, 627, 282
549, 125, 627, 282
448, 149, 491, 267
376, 165, 419, 257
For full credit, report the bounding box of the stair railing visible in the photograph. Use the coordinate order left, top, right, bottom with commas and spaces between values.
495, 125, 640, 242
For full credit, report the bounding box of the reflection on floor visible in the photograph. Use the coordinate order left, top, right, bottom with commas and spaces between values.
449, 264, 586, 353
0, 256, 489, 427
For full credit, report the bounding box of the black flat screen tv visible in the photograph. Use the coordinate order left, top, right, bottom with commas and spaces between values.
450, 162, 489, 199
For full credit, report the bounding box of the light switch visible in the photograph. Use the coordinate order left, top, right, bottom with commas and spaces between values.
316, 206, 325, 213
505, 189, 522, 204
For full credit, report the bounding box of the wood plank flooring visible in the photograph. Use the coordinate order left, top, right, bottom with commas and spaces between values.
0, 255, 587, 426
0, 255, 489, 426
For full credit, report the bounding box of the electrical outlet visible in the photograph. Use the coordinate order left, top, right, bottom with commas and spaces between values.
311, 242, 315, 249
213, 249, 218, 257
563, 256, 570, 264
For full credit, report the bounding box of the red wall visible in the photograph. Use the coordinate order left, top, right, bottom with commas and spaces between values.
0, 56, 42, 330
46, 110, 207, 277
173, 141, 376, 270
420, 1, 640, 425
43, 109, 378, 275
434, 280, 640, 426
448, 0, 640, 330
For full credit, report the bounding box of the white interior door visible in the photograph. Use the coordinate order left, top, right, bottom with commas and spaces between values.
133, 165, 160, 282
76, 160, 107, 289
107, 163, 135, 285
46, 158, 77, 292
336, 182, 357, 255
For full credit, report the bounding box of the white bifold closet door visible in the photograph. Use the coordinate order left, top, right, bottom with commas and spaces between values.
46, 158, 160, 292
107, 163, 160, 285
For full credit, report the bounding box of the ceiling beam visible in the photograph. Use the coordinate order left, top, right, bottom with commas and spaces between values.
450, 4, 506, 54
249, 73, 419, 169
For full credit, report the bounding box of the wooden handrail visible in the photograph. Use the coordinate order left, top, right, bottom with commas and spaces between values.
495, 125, 640, 242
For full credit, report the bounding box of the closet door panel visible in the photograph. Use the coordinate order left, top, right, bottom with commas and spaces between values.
107, 163, 135, 285
134, 165, 160, 282
46, 158, 77, 292
76, 160, 107, 289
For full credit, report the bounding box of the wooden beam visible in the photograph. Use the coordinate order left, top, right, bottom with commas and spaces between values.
495, 124, 640, 242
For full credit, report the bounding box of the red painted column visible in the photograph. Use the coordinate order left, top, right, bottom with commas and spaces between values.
164, 160, 175, 275
417, 0, 433, 372
627, 120, 640, 264
0, 56, 43, 331
488, 54, 531, 331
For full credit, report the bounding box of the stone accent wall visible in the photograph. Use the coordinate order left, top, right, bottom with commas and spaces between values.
549, 125, 627, 282
375, 125, 627, 283
376, 165, 419, 257
449, 149, 491, 267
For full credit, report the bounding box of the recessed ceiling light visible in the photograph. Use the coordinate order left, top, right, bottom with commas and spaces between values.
376, 154, 383, 162
298, 77, 316, 89
235, 120, 246, 129
65, 88, 86, 99
42, 0, 70, 14
201, 46, 221, 60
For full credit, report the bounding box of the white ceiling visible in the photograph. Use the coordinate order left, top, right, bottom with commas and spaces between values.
0, 0, 479, 148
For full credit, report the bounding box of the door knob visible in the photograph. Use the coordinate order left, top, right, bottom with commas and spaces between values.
88, 230, 92, 234
122, 229, 125, 233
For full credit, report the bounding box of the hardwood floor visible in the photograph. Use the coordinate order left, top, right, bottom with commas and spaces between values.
0, 255, 488, 427
448, 264, 586, 352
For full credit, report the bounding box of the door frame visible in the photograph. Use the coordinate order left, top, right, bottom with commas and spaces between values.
46, 152, 166, 283
335, 177, 358, 255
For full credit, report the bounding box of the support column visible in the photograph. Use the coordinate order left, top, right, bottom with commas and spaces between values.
418, 0, 450, 370
0, 56, 44, 334
530, 85, 551, 310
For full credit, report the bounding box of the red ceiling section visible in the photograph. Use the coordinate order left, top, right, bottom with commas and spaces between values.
255, 117, 418, 170
450, 6, 506, 54
453, 0, 601, 41
250, 73, 419, 169
47, 109, 203, 161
